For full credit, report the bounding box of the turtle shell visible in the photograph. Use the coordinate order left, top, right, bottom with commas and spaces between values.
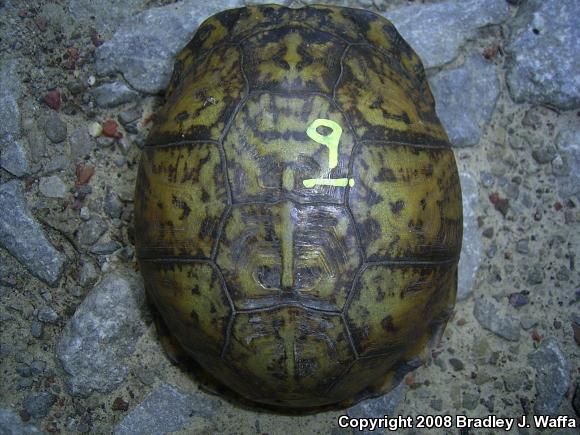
134, 4, 462, 408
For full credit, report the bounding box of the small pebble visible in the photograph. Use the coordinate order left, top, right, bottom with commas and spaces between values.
489, 192, 509, 216
16, 364, 32, 377
37, 306, 59, 324
96, 136, 115, 148
102, 120, 120, 138
79, 206, 91, 221
430, 399, 443, 411
30, 321, 43, 338
23, 392, 56, 418
30, 359, 46, 375
556, 266, 570, 281
75, 164, 95, 185
87, 75, 96, 86
19, 378, 33, 389
39, 176, 67, 198
40, 290, 52, 302
136, 369, 156, 386
44, 114, 67, 143
89, 240, 122, 255
104, 190, 123, 218
77, 217, 107, 245
508, 292, 529, 308
449, 358, 464, 371
527, 266, 544, 285
43, 90, 61, 111
516, 239, 529, 254
118, 137, 133, 154
532, 146, 556, 164
480, 171, 494, 188
88, 122, 102, 137
462, 392, 479, 410
111, 397, 129, 412
118, 107, 142, 126
482, 227, 494, 238
79, 260, 98, 287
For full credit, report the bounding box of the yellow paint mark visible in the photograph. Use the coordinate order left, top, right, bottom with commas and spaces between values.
304, 118, 354, 189
303, 178, 355, 187
306, 118, 342, 169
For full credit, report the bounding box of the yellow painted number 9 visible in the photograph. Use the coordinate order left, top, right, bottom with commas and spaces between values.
303, 119, 355, 188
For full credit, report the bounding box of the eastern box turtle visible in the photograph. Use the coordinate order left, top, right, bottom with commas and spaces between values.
134, 4, 462, 408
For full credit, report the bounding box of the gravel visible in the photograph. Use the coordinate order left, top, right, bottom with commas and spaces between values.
429, 56, 500, 147
528, 337, 570, 415
77, 217, 107, 246
1, 139, 30, 177
473, 297, 521, 341
68, 0, 151, 37
38, 176, 67, 198
457, 172, 482, 300
89, 240, 122, 255
22, 392, 56, 419
36, 306, 59, 324
114, 383, 221, 435
43, 114, 67, 144
69, 126, 94, 161
385, 0, 509, 69
0, 408, 41, 433
506, 0, 580, 109
104, 190, 123, 219
0, 59, 22, 141
57, 271, 148, 397
95, 0, 246, 94
347, 382, 405, 431
0, 181, 66, 286
78, 258, 98, 287
92, 82, 140, 108
555, 126, 580, 199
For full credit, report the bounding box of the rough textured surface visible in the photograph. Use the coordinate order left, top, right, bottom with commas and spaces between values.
95, 0, 244, 94
430, 56, 500, 147
22, 392, 56, 418
0, 59, 28, 178
347, 382, 405, 419
556, 126, 580, 199
0, 139, 30, 177
528, 337, 571, 415
57, 271, 148, 397
114, 383, 221, 435
385, 0, 509, 69
457, 172, 482, 300
0, 181, 66, 286
68, 0, 151, 37
0, 408, 41, 434
473, 297, 521, 341
506, 0, 580, 109
92, 82, 140, 108
39, 175, 67, 198
68, 126, 94, 161
0, 59, 22, 140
